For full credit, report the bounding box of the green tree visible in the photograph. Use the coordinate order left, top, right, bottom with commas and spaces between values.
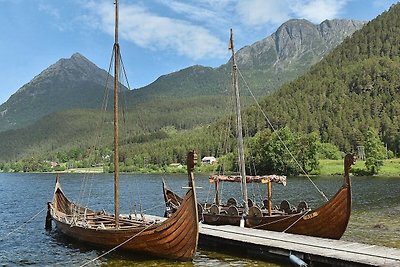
216, 152, 236, 173
2, 163, 10, 172
11, 162, 23, 172
318, 142, 342, 160
249, 127, 319, 175
364, 128, 386, 174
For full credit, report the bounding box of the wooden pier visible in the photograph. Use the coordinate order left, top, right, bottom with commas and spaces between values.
144, 215, 400, 266
199, 224, 400, 266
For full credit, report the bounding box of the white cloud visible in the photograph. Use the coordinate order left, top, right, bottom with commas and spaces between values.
79, 0, 353, 61
236, 0, 349, 26
38, 3, 75, 32
236, 0, 291, 26
291, 0, 348, 23
156, 0, 233, 40
158, 0, 224, 23
82, 1, 227, 60
39, 3, 60, 19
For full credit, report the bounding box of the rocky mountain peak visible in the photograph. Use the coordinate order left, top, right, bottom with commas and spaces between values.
318, 19, 365, 44
235, 19, 364, 69
0, 52, 110, 131
273, 19, 320, 60
59, 53, 98, 73
15, 53, 106, 96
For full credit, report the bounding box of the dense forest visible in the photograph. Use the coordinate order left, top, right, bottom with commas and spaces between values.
242, 4, 400, 154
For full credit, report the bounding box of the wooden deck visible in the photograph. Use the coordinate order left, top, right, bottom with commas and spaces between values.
143, 215, 400, 266
199, 224, 400, 266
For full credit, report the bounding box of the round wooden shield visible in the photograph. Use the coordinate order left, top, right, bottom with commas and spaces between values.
227, 205, 239, 216
297, 201, 309, 212
249, 206, 262, 217
209, 204, 220, 215
248, 198, 254, 208
280, 200, 291, 214
262, 199, 269, 209
226, 197, 237, 206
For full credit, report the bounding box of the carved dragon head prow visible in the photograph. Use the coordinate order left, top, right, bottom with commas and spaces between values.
344, 153, 357, 179
187, 150, 197, 173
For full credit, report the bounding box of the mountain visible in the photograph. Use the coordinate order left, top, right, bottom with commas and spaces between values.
240, 19, 364, 69
227, 19, 365, 96
0, 18, 365, 162
127, 19, 364, 103
0, 19, 363, 133
0, 53, 113, 131
241, 4, 400, 153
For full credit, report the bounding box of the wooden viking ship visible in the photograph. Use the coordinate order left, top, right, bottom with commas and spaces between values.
163, 29, 355, 240
165, 154, 354, 239
46, 0, 199, 261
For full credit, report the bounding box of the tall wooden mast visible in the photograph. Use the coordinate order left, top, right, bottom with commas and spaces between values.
113, 0, 120, 228
229, 29, 249, 216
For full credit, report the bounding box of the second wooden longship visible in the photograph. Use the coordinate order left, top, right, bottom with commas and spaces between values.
46, 0, 199, 261
164, 154, 355, 239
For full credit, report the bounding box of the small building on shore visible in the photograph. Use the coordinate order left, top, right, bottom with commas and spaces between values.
202, 156, 216, 165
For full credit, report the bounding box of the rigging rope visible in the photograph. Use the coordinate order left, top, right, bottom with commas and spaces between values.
236, 67, 328, 202
207, 78, 235, 206
73, 43, 136, 222
250, 209, 310, 229
0, 207, 46, 241
79, 220, 156, 267
204, 179, 213, 207
144, 200, 173, 213
73, 46, 117, 221
282, 210, 311, 233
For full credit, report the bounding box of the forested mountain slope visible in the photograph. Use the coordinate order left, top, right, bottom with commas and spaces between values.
243, 4, 400, 153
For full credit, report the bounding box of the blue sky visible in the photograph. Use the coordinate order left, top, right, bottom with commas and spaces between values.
0, 0, 398, 105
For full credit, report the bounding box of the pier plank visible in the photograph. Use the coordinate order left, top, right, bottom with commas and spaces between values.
199, 224, 400, 266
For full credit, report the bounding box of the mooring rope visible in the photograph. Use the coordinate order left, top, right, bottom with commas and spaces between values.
236, 67, 328, 202
79, 220, 156, 267
282, 210, 311, 233
250, 213, 298, 229
250, 209, 311, 230
0, 207, 46, 241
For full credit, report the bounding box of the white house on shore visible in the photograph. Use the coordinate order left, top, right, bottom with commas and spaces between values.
201, 156, 216, 165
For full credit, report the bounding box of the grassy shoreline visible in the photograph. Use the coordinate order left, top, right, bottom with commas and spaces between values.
62, 159, 400, 177
318, 158, 400, 177
2, 159, 400, 177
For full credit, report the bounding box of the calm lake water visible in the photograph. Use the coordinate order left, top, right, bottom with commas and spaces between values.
0, 172, 399, 266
